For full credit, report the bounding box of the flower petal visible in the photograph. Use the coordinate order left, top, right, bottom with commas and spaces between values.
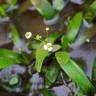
25, 32, 32, 39
43, 45, 48, 50
48, 47, 53, 52
47, 43, 52, 46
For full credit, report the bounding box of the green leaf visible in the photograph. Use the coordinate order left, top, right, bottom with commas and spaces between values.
41, 88, 56, 96
45, 64, 60, 88
76, 90, 86, 96
62, 12, 83, 47
28, 40, 41, 50
90, 1, 96, 10
9, 75, 19, 85
35, 41, 48, 72
1, 4, 9, 10
0, 49, 21, 59
92, 59, 96, 79
52, 45, 61, 52
55, 51, 70, 64
30, 0, 56, 20
67, 12, 83, 42
92, 59, 96, 88
85, 1, 96, 22
10, 24, 20, 43
53, 0, 64, 11
9, 0, 17, 5
0, 7, 7, 16
0, 57, 19, 69
0, 49, 24, 62
55, 51, 95, 93
35, 33, 61, 72
8, 0, 18, 11
0, 49, 29, 68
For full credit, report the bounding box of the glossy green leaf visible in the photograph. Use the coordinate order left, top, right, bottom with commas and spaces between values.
62, 12, 83, 48
92, 59, 96, 88
92, 59, 96, 79
0, 49, 24, 69
1, 4, 8, 10
0, 49, 29, 67
10, 24, 20, 43
0, 49, 24, 62
35, 41, 48, 72
0, 57, 19, 69
56, 51, 70, 64
90, 1, 96, 10
67, 12, 83, 42
85, 1, 96, 22
0, 49, 21, 59
45, 64, 60, 88
76, 90, 86, 96
35, 33, 61, 72
28, 40, 41, 50
9, 75, 19, 85
7, 0, 17, 11
30, 0, 56, 19
9, 0, 17, 5
55, 51, 95, 93
53, 0, 64, 11
52, 45, 61, 52
0, 7, 7, 16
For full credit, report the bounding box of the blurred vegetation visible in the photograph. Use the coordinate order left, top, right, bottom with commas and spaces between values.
0, 0, 96, 96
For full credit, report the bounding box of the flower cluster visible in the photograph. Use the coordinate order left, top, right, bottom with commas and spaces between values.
43, 43, 53, 52
36, 35, 42, 40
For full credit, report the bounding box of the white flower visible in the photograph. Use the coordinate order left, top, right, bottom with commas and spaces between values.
25, 32, 32, 39
86, 38, 90, 43
45, 27, 50, 31
44, 43, 53, 52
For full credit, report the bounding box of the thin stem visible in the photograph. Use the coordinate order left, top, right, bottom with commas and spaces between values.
32, 37, 43, 42
60, 72, 67, 86
46, 30, 49, 37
